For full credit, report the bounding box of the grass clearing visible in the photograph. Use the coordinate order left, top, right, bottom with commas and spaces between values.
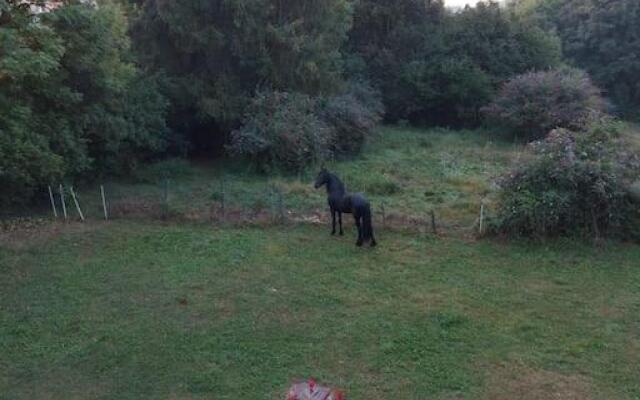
1, 222, 639, 399
3, 126, 639, 399
55, 127, 521, 233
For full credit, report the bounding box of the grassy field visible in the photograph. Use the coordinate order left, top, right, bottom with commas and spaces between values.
2, 127, 640, 399
41, 127, 521, 234
1, 222, 640, 399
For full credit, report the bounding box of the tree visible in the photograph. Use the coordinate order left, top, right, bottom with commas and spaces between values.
450, 2, 561, 83
556, 0, 640, 117
44, 1, 169, 173
513, 0, 640, 117
0, 1, 71, 203
483, 68, 606, 140
132, 0, 354, 154
348, 0, 449, 122
348, 0, 561, 126
0, 1, 168, 204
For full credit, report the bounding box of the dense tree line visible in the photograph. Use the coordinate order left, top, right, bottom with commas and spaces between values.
1, 0, 638, 205
130, 0, 354, 155
0, 0, 168, 204
513, 0, 640, 117
349, 0, 561, 125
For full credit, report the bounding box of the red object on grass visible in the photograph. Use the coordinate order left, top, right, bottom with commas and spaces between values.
286, 379, 345, 400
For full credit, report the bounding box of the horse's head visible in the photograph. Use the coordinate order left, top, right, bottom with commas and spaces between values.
314, 168, 330, 189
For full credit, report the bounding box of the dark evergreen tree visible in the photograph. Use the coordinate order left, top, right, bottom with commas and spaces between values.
349, 0, 561, 125
514, 0, 640, 117
131, 0, 354, 154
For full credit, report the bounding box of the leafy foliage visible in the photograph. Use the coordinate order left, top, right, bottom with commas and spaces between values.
228, 91, 331, 173
229, 81, 383, 172
0, 1, 74, 203
494, 121, 640, 238
399, 56, 492, 125
483, 68, 606, 140
132, 0, 353, 151
320, 82, 384, 157
515, 0, 640, 117
0, 1, 168, 205
556, 0, 640, 117
450, 2, 561, 83
349, 0, 561, 125
44, 3, 169, 173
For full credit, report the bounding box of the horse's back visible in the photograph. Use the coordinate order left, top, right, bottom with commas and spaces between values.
350, 193, 369, 205
346, 193, 370, 214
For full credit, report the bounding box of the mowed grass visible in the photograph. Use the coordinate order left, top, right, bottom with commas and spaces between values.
2, 222, 639, 399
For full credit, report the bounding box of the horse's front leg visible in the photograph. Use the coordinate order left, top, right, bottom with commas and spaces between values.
331, 208, 336, 235
338, 212, 344, 236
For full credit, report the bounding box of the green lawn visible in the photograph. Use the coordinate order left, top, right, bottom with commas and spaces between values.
2, 222, 639, 399
3, 127, 639, 399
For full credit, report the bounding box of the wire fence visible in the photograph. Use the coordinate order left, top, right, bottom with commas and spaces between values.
1, 179, 487, 238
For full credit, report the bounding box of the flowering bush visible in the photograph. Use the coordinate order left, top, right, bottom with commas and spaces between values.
494, 120, 640, 238
483, 68, 606, 140
228, 83, 383, 171
228, 91, 331, 173
320, 82, 384, 156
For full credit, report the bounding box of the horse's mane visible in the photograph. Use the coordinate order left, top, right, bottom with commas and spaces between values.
327, 172, 346, 195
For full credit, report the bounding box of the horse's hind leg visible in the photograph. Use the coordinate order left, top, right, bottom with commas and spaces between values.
338, 212, 344, 236
354, 215, 363, 247
331, 209, 336, 235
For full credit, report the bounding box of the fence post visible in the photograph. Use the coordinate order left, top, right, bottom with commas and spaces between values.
69, 186, 85, 221
277, 187, 285, 223
591, 209, 600, 241
59, 184, 68, 220
48, 186, 58, 218
479, 202, 485, 235
101, 185, 108, 220
164, 179, 169, 204
271, 184, 285, 224
430, 210, 438, 235
220, 177, 226, 222
163, 178, 170, 218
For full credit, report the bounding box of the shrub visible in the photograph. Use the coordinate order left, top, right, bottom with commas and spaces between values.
367, 176, 402, 196
483, 68, 606, 140
398, 57, 493, 125
228, 91, 331, 173
320, 82, 383, 156
0, 121, 66, 206
494, 120, 640, 238
134, 158, 194, 183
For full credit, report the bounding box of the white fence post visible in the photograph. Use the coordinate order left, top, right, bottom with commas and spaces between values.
59, 184, 68, 220
48, 186, 58, 218
70, 186, 85, 221
101, 185, 108, 220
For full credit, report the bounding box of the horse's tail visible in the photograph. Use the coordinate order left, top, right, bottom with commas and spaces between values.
362, 203, 375, 244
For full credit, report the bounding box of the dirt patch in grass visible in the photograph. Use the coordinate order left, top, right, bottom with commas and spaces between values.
0, 219, 100, 251
482, 362, 594, 400
521, 279, 560, 295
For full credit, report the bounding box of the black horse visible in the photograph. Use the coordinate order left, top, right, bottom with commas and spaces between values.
314, 169, 377, 247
